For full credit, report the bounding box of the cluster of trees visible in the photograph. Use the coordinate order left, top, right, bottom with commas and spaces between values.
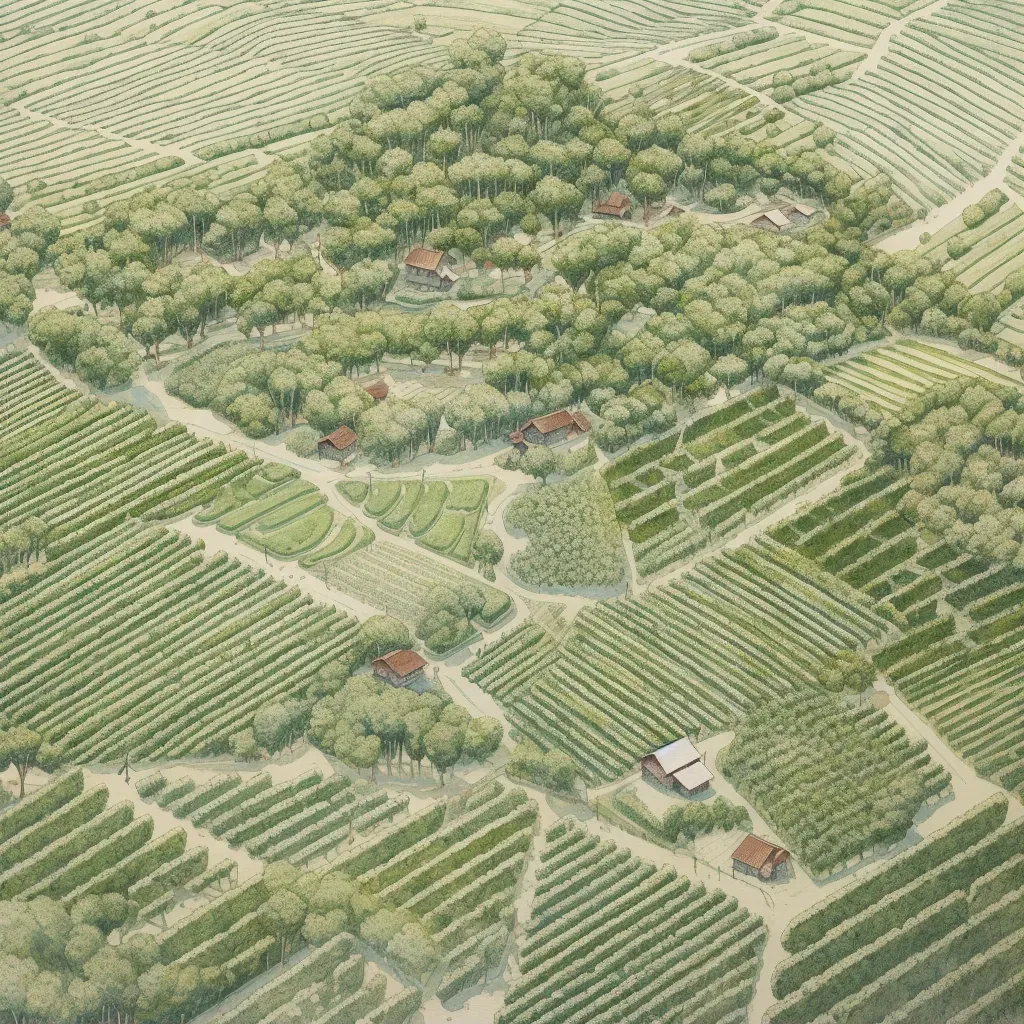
505, 470, 625, 588
415, 580, 494, 653
0, 516, 48, 580
878, 379, 1024, 564
309, 667, 502, 786
506, 739, 578, 792
816, 649, 877, 693
497, 437, 597, 483
27, 309, 140, 387
772, 64, 853, 103
613, 785, 752, 844
0, 181, 61, 328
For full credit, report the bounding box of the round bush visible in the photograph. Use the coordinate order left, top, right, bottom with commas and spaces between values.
286, 426, 319, 458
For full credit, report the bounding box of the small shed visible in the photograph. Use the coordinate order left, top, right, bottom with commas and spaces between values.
363, 380, 389, 403
510, 410, 590, 448
593, 192, 632, 218
0, 213, 10, 231
751, 208, 791, 232
783, 203, 816, 225
732, 834, 790, 880
372, 650, 427, 687
404, 248, 459, 290
640, 736, 713, 796
317, 424, 358, 462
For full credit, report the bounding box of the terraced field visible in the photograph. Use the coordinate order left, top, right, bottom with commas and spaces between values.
791, 0, 1024, 209
823, 339, 1021, 412
469, 537, 892, 781
0, 522, 358, 762
498, 818, 767, 1024
769, 0, 923, 46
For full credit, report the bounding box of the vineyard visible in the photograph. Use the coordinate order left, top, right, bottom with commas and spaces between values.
497, 817, 766, 1024
766, 794, 1024, 1023
0, 522, 358, 762
789, 0, 1024, 210
773, 467, 1024, 797
823, 339, 1021, 412
321, 539, 512, 627
604, 386, 854, 577
466, 537, 892, 781
339, 476, 490, 567
0, 350, 251, 550
138, 769, 408, 869
718, 692, 950, 877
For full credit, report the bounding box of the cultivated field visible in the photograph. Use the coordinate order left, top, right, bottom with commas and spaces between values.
823, 340, 1021, 412
468, 538, 892, 781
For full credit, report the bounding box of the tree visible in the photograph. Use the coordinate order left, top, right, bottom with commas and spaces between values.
463, 716, 503, 762
472, 529, 504, 567
0, 724, 43, 798
521, 444, 558, 484
354, 615, 411, 664
424, 722, 463, 786
530, 175, 583, 237
0, 176, 13, 214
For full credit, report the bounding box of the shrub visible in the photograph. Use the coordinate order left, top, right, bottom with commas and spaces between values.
285, 427, 319, 458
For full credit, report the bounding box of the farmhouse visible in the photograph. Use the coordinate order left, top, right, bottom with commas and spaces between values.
732, 834, 790, 880
509, 409, 591, 448
751, 208, 791, 232
640, 736, 714, 796
317, 424, 358, 462
404, 248, 460, 290
593, 192, 632, 218
372, 649, 427, 687
783, 203, 816, 225
363, 380, 389, 402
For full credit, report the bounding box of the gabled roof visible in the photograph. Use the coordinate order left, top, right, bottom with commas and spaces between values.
650, 737, 702, 775
732, 834, 788, 871
521, 409, 591, 436
319, 425, 358, 451
757, 208, 791, 228
363, 381, 389, 401
786, 203, 816, 217
372, 649, 427, 677
405, 247, 445, 271
673, 761, 714, 791
602, 192, 630, 209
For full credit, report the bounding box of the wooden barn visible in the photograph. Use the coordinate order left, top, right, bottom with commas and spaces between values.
371, 649, 427, 687
750, 208, 791, 233
593, 192, 632, 219
317, 424, 358, 463
509, 409, 591, 449
732, 834, 790, 880
640, 737, 714, 796
404, 248, 460, 290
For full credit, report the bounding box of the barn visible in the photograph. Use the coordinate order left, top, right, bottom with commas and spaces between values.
404, 248, 460, 290
751, 208, 791, 232
371, 649, 427, 687
640, 736, 714, 797
317, 425, 358, 462
593, 192, 632, 218
509, 409, 591, 448
732, 834, 790, 880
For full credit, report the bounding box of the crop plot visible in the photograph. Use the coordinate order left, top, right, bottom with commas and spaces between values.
498, 818, 766, 1024
604, 387, 854, 577
767, 794, 1024, 1023
0, 351, 251, 552
720, 692, 950, 877
769, 0, 916, 46
823, 339, 1021, 411
139, 770, 406, 867
791, 0, 1024, 209
471, 538, 891, 781
322, 539, 512, 626
340, 476, 490, 566
0, 522, 358, 762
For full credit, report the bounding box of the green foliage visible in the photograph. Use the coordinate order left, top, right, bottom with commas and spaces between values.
507, 740, 578, 792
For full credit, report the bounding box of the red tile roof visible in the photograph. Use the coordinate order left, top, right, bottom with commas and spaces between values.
523, 409, 592, 435
363, 381, 389, 401
372, 650, 427, 678
405, 247, 445, 271
319, 425, 358, 451
732, 834, 788, 872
